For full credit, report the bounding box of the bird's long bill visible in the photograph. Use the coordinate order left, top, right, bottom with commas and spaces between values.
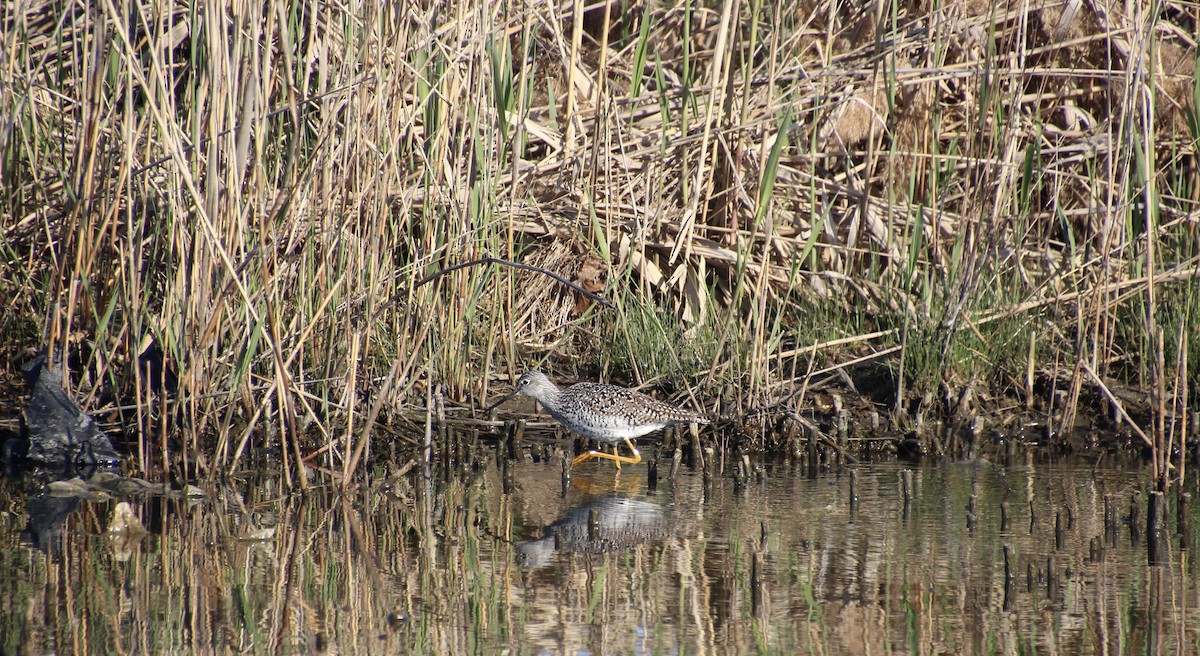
485, 389, 520, 414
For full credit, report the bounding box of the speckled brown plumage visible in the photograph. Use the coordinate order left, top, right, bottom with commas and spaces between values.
491, 371, 709, 468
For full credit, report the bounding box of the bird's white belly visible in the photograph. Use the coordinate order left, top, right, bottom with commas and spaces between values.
554, 412, 666, 442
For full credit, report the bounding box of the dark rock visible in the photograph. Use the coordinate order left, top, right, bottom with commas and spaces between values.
13, 353, 122, 468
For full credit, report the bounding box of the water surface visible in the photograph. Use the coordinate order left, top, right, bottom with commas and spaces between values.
1, 454, 1196, 654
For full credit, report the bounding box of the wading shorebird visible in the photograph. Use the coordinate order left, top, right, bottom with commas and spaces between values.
488, 371, 709, 469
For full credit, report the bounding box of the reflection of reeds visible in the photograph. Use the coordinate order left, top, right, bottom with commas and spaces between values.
1, 0, 1197, 482
2, 459, 1196, 653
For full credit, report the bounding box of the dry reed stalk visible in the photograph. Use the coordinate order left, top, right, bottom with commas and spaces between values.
0, 0, 1196, 479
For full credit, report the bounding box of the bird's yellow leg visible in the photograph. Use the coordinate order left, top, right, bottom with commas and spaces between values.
571, 439, 642, 468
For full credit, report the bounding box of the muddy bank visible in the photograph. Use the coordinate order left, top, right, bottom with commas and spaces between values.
1, 357, 1193, 484
437, 366, 1196, 473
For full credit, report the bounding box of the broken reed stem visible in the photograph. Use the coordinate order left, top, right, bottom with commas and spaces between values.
1165, 322, 1187, 493
1155, 327, 1165, 491
1179, 329, 1188, 492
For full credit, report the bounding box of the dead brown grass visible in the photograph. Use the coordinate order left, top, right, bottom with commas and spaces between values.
1, 0, 1197, 482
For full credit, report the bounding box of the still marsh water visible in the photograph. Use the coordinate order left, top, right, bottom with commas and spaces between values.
1, 453, 1197, 654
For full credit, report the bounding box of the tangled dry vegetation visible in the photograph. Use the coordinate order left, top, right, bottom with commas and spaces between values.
1, 0, 1197, 478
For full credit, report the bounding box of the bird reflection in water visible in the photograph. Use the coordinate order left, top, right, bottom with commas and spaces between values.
515, 495, 669, 569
